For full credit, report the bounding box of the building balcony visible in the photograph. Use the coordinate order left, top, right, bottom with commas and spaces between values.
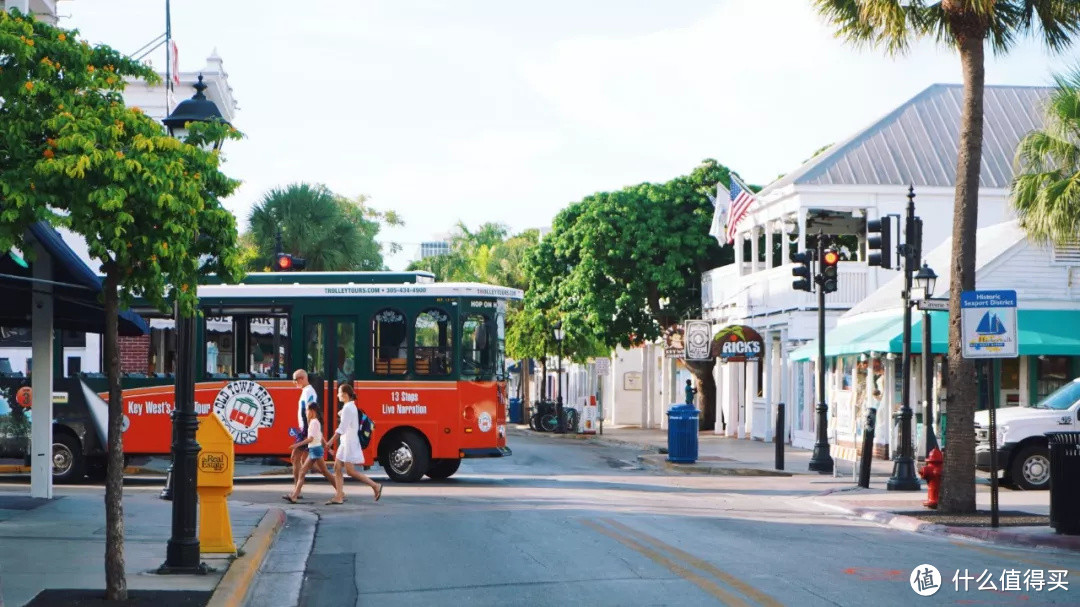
702, 262, 869, 323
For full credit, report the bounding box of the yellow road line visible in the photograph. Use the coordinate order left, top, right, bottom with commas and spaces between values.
949, 541, 1080, 577
580, 519, 750, 606
604, 519, 783, 607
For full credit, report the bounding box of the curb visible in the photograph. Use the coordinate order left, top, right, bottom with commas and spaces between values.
637, 455, 793, 477
508, 427, 662, 451
0, 464, 159, 475
206, 507, 287, 607
815, 500, 1080, 552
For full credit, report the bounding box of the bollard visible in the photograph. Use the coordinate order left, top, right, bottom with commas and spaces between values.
858, 407, 877, 488
775, 403, 785, 471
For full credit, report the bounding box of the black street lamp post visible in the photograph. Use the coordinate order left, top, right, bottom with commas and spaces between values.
888, 187, 923, 491
159, 74, 228, 574
553, 321, 565, 434
914, 263, 939, 455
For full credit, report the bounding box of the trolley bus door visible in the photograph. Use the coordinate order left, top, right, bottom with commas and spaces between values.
304, 317, 358, 437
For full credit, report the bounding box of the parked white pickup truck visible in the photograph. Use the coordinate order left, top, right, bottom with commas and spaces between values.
975, 378, 1080, 490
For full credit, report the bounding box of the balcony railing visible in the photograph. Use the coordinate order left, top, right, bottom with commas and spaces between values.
703, 262, 868, 321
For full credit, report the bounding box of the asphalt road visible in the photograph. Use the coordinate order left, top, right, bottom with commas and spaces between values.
236, 434, 1080, 606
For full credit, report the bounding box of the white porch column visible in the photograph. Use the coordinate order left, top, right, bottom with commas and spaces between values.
660, 355, 669, 430
640, 346, 650, 428
743, 361, 754, 438
797, 208, 808, 255
750, 226, 760, 273
726, 361, 740, 438
766, 225, 776, 269
713, 357, 725, 435
763, 335, 774, 441
31, 239, 54, 499
735, 232, 745, 277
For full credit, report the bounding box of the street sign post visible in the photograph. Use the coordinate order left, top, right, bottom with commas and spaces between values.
916, 298, 949, 312
961, 290, 1018, 359
960, 289, 1019, 529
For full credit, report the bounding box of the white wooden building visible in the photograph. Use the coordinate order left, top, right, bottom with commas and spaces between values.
701, 83, 1051, 449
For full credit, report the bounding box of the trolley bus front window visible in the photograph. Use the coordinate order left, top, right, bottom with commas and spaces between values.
461, 313, 495, 380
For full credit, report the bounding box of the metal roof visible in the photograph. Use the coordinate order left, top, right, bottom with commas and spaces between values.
759, 84, 1052, 195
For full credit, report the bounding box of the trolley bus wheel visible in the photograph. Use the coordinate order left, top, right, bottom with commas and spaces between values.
379, 432, 430, 483
52, 433, 85, 484
425, 458, 461, 480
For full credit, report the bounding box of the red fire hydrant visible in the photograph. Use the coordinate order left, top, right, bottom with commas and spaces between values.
918, 448, 943, 509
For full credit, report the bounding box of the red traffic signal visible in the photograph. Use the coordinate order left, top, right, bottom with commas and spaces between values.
273, 253, 306, 272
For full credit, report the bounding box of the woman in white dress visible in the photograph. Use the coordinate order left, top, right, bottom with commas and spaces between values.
325, 383, 382, 505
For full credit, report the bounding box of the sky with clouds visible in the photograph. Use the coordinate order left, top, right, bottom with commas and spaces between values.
65, 0, 1080, 270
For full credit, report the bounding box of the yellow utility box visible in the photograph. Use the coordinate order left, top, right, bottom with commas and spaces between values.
196, 414, 236, 554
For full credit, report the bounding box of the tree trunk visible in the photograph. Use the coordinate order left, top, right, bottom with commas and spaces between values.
103, 270, 127, 600
540, 357, 548, 401
684, 359, 717, 431
940, 29, 985, 515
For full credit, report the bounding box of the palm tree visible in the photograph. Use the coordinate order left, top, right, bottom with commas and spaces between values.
812, 0, 1080, 513
247, 183, 393, 271
1012, 71, 1080, 245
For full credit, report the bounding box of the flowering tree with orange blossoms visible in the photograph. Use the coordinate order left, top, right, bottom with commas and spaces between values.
0, 11, 243, 599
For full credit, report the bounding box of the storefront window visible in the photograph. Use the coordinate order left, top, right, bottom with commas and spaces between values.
1036, 356, 1072, 402
1000, 357, 1020, 407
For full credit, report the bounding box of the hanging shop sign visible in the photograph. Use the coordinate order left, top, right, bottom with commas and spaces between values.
684, 320, 712, 361
711, 325, 764, 362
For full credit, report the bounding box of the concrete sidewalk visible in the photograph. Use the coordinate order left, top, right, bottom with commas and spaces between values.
0, 486, 280, 607
513, 424, 1080, 552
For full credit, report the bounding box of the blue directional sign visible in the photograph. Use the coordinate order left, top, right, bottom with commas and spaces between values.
960, 290, 1018, 359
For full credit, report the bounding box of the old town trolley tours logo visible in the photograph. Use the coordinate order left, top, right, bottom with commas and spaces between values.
213, 380, 275, 445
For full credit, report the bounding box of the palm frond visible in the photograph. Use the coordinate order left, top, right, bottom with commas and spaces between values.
1011, 68, 1080, 246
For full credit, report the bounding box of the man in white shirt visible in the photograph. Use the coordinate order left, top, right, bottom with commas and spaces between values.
291, 369, 319, 487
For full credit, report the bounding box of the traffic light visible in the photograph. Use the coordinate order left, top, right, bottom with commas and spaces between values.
273, 253, 306, 272
867, 216, 892, 269
821, 248, 839, 294
791, 251, 813, 292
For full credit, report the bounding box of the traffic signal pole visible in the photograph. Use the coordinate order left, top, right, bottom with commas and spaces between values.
808, 233, 834, 474
887, 187, 921, 491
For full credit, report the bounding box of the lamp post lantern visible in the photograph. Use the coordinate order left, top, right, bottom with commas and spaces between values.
553, 321, 565, 434
159, 74, 228, 574
914, 263, 939, 455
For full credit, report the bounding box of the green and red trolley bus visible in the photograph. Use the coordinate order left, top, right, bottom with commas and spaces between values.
0, 271, 520, 482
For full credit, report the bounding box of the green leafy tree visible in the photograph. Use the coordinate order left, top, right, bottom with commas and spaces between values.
0, 11, 244, 600
523, 159, 736, 428
813, 0, 1080, 514
246, 183, 401, 271
1012, 70, 1080, 245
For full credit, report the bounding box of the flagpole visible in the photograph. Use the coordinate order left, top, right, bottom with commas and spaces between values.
165, 0, 172, 112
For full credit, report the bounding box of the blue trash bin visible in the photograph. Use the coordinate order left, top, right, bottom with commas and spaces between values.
509, 398, 522, 424
667, 403, 700, 463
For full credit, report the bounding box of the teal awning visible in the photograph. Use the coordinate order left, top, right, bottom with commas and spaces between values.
790, 309, 1080, 361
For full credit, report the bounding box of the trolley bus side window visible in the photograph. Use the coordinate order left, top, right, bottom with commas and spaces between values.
414, 308, 452, 376
203, 310, 291, 379
372, 308, 408, 375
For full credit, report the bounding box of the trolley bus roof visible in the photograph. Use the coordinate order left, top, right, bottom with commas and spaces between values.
196, 281, 524, 300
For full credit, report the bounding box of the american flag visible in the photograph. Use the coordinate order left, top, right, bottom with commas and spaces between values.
724, 174, 756, 244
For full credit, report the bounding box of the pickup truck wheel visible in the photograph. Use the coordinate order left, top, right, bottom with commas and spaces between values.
1009, 444, 1051, 491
